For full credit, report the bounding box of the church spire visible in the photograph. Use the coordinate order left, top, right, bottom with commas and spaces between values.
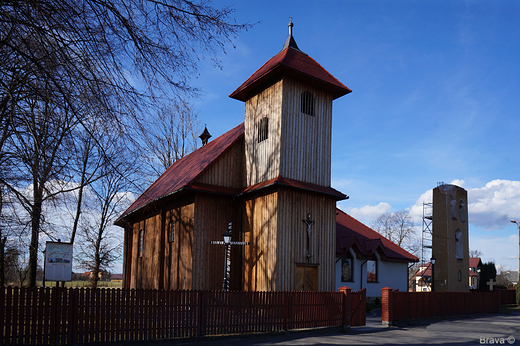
281, 18, 301, 52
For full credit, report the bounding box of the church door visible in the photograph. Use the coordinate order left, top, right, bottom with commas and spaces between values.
295, 264, 318, 291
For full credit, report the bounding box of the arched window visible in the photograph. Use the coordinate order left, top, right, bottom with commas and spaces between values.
300, 91, 315, 116
257, 117, 268, 143
459, 199, 467, 223
450, 196, 457, 219
341, 255, 353, 282
455, 228, 463, 259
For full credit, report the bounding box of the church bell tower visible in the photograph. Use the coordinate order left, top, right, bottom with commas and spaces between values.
230, 21, 351, 187
230, 22, 350, 291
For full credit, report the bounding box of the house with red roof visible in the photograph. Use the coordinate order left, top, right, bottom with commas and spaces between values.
469, 257, 482, 289
336, 209, 418, 297
410, 262, 433, 292
115, 22, 417, 293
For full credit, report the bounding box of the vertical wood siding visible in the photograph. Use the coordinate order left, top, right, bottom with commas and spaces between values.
198, 137, 246, 188
193, 195, 239, 290
162, 203, 194, 290
243, 192, 278, 291
244, 80, 283, 186
280, 77, 333, 186
277, 188, 336, 291
243, 188, 336, 292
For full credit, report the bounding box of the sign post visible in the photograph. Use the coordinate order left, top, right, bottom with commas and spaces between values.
44, 241, 73, 283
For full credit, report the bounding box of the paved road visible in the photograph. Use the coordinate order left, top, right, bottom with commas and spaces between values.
107, 310, 520, 346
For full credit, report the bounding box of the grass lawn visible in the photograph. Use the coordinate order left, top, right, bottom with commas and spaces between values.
36, 280, 122, 288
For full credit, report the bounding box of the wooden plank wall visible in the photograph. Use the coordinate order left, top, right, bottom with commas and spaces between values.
276, 188, 337, 291
197, 137, 246, 188
243, 188, 336, 292
244, 79, 283, 186
193, 194, 239, 290
280, 77, 333, 186
162, 204, 194, 290
242, 191, 278, 292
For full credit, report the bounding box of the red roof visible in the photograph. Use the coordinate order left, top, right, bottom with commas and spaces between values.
336, 209, 419, 263
240, 175, 347, 200
229, 46, 351, 101
413, 263, 433, 277
116, 123, 347, 224
116, 123, 245, 223
469, 257, 482, 268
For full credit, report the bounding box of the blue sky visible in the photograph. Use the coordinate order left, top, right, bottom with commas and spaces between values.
189, 0, 520, 272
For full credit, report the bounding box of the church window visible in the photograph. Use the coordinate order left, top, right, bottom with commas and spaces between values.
458, 270, 462, 281
459, 199, 467, 223
367, 260, 377, 283
455, 228, 463, 259
138, 229, 144, 258
341, 257, 353, 282
168, 218, 175, 243
450, 196, 457, 219
301, 91, 315, 116
257, 117, 268, 143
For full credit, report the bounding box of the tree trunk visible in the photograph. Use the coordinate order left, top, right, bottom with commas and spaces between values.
0, 237, 5, 286
28, 187, 43, 288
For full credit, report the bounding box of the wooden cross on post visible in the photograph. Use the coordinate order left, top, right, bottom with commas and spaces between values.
487, 279, 496, 291
210, 222, 249, 291
302, 213, 315, 263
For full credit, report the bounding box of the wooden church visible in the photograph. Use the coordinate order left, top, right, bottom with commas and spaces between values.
115, 22, 352, 291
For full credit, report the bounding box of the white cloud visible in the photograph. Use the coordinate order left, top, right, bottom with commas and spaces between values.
468, 180, 520, 230
343, 202, 392, 224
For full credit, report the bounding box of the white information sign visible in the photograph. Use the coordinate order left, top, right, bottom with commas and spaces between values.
45, 242, 73, 281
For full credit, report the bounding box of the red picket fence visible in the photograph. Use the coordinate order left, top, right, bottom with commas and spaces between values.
1, 286, 364, 346
498, 289, 517, 305
382, 287, 502, 324
350, 288, 366, 326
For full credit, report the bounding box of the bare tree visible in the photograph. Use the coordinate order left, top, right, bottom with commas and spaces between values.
139, 99, 199, 177
76, 137, 138, 288
372, 210, 420, 255
1, 0, 251, 287
470, 249, 483, 258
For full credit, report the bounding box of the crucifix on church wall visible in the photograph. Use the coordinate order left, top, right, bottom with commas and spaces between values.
302, 213, 315, 263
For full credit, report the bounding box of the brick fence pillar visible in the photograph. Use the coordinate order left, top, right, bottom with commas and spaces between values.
381, 287, 393, 327
338, 286, 352, 332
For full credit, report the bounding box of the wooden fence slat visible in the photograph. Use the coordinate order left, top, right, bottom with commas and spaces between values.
2, 286, 377, 345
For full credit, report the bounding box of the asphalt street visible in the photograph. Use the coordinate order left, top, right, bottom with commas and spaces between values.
104, 309, 520, 346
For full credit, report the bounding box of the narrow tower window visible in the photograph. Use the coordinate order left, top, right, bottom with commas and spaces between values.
300, 91, 315, 116
455, 228, 463, 259
459, 199, 467, 223
257, 117, 268, 143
